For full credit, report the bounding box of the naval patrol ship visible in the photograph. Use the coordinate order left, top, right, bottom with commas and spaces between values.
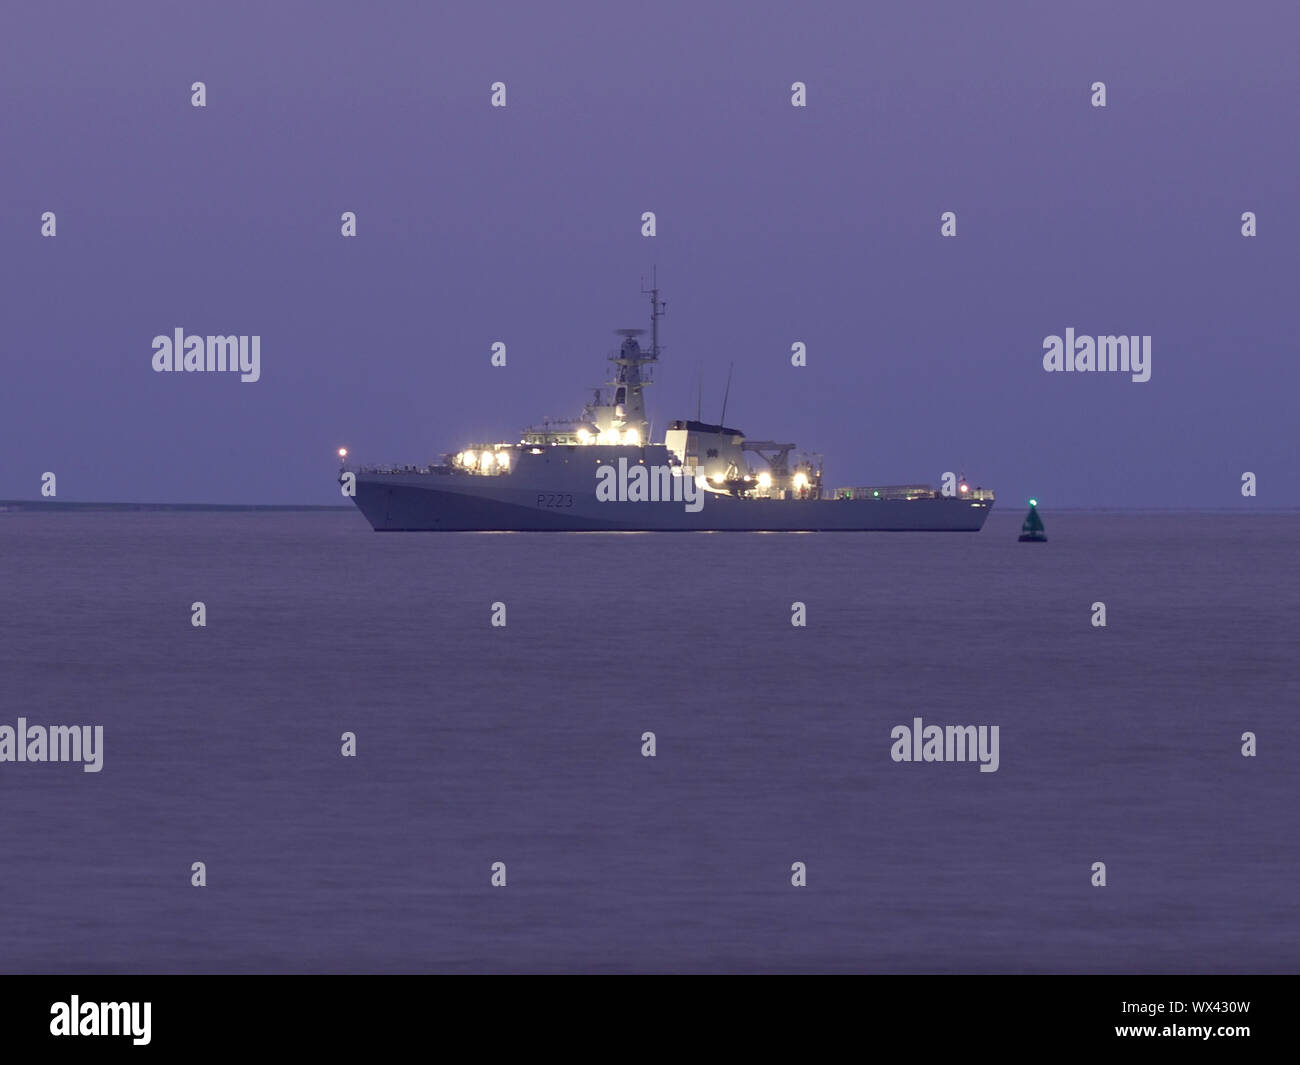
341, 284, 993, 531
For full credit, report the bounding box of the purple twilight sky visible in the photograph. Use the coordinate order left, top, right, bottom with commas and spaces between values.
2, 0, 1297, 507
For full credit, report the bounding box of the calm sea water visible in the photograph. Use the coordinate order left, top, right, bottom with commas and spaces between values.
1, 510, 1296, 974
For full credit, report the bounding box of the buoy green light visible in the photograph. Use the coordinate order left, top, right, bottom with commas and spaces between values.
1029, 497, 1038, 507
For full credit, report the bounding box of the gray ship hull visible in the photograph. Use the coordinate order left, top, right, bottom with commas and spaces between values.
350, 470, 992, 532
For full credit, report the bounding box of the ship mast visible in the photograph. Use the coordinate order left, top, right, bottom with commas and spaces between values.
642, 267, 666, 361
579, 277, 664, 445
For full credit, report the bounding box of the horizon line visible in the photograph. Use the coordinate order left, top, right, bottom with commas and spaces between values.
2, 500, 1297, 516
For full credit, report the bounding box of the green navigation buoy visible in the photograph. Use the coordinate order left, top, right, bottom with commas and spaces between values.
1019, 498, 1046, 542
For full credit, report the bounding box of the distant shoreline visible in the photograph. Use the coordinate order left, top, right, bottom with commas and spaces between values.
0, 501, 352, 512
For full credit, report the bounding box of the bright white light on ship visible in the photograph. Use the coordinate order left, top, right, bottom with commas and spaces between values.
464, 451, 477, 468
757, 471, 772, 489
793, 472, 809, 490
495, 451, 510, 468
337, 448, 347, 458
577, 428, 592, 444
710, 473, 725, 484
959, 483, 969, 493
623, 428, 640, 446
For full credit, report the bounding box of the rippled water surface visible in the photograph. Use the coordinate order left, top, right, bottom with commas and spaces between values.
1, 510, 1295, 973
